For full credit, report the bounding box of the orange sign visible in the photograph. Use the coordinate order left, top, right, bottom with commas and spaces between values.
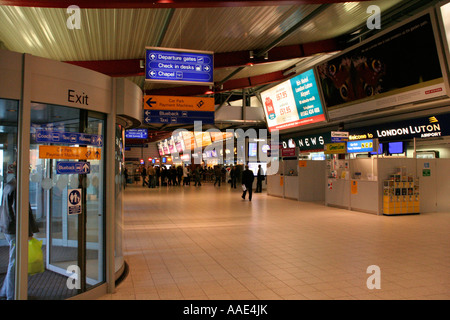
39, 146, 102, 160
298, 160, 307, 167
144, 95, 215, 111
351, 180, 358, 194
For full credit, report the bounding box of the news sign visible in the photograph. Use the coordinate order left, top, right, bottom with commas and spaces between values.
261, 69, 326, 132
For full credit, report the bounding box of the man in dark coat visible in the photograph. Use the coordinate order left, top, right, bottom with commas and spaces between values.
241, 165, 255, 201
255, 164, 264, 193
230, 166, 237, 189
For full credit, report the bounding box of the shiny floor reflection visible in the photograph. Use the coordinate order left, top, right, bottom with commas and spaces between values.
99, 183, 450, 300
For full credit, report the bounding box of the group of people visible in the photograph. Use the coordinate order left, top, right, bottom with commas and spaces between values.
125, 163, 265, 202
136, 164, 184, 188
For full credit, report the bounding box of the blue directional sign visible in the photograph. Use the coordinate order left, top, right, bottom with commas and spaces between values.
347, 139, 374, 153
56, 161, 91, 174
143, 109, 214, 125
145, 47, 214, 85
35, 130, 103, 147
125, 129, 148, 139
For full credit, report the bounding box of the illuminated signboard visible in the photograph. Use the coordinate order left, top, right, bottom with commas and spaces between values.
194, 132, 212, 148
248, 142, 257, 157
125, 129, 148, 139
210, 131, 233, 142
261, 69, 326, 132
157, 142, 164, 156
143, 95, 215, 125
317, 13, 447, 120
173, 132, 185, 153
145, 47, 214, 86
324, 143, 346, 154
181, 131, 196, 150
347, 139, 374, 153
167, 137, 176, 154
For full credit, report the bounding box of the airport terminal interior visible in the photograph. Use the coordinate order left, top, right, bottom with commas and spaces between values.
0, 0, 449, 301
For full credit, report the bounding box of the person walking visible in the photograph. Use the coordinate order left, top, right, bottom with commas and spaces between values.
140, 165, 147, 187
230, 166, 237, 189
255, 164, 264, 193
177, 165, 183, 186
182, 165, 190, 186
155, 166, 160, 187
194, 166, 202, 186
241, 165, 254, 201
148, 165, 156, 188
214, 166, 222, 187
0, 167, 39, 300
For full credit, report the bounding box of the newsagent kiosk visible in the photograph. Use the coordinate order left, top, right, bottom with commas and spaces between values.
0, 50, 142, 299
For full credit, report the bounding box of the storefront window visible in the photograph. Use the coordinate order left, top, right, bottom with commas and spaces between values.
28, 103, 106, 299
0, 98, 19, 300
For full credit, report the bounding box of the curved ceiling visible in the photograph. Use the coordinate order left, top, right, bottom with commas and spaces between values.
0, 0, 438, 134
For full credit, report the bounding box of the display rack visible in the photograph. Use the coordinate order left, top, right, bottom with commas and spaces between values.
383, 167, 420, 215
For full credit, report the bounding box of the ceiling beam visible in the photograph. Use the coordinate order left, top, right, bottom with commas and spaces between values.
65, 59, 144, 77
253, 3, 332, 58
145, 69, 287, 96
0, 0, 374, 9
215, 3, 333, 91
64, 38, 338, 77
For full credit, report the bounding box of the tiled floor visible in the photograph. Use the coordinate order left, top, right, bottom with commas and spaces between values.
98, 183, 450, 300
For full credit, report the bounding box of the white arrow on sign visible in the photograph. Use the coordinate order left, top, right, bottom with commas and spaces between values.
82, 163, 90, 173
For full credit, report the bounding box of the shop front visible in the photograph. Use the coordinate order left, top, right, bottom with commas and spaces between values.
0, 50, 141, 299
267, 111, 450, 215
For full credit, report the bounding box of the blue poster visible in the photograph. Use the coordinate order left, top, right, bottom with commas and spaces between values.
290, 69, 325, 121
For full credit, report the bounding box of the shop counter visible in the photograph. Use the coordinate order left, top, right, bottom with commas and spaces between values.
325, 178, 350, 209
349, 180, 379, 214
267, 174, 283, 197
284, 176, 299, 199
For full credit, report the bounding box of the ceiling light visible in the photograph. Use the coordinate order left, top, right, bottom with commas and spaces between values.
205, 86, 214, 95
